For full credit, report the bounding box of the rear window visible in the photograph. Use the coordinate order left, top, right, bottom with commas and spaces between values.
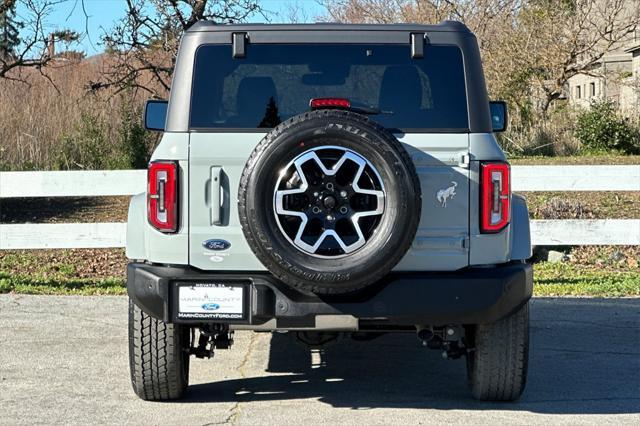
190, 44, 468, 131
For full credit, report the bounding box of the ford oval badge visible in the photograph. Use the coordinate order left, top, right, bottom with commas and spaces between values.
203, 239, 231, 251
202, 303, 220, 311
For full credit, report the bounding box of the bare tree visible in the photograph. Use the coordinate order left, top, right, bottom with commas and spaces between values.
0, 0, 79, 81
321, 0, 639, 118
517, 0, 639, 115
99, 0, 265, 97
280, 1, 312, 23
321, 0, 522, 99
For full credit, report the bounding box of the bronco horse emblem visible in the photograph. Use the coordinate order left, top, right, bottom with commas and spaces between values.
436, 181, 458, 207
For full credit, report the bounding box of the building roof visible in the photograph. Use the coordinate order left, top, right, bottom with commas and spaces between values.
624, 42, 640, 53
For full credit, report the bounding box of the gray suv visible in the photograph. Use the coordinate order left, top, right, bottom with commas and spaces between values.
126, 21, 533, 402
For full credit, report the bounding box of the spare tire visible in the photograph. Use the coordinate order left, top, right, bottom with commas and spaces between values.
238, 110, 421, 294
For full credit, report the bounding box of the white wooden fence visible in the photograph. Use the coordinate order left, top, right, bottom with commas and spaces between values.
0, 165, 639, 249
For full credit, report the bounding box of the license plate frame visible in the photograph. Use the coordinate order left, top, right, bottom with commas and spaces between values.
173, 282, 248, 322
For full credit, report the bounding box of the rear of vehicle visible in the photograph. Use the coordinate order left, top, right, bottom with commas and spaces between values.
126, 22, 532, 402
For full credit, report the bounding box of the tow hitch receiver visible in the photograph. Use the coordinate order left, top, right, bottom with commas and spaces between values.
417, 325, 467, 360
188, 326, 234, 359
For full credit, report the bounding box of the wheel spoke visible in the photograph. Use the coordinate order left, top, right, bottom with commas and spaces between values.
274, 162, 307, 216
274, 146, 386, 257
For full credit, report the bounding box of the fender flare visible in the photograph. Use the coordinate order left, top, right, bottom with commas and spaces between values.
126, 192, 147, 260
510, 194, 532, 260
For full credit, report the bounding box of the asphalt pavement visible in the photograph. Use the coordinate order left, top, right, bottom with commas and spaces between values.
0, 295, 638, 425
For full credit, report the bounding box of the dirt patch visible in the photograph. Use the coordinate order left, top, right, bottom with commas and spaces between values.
521, 192, 640, 219
0, 249, 127, 280
568, 246, 639, 270
0, 197, 130, 223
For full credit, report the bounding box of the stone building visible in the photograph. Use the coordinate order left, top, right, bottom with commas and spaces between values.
566, 50, 634, 110
619, 43, 640, 113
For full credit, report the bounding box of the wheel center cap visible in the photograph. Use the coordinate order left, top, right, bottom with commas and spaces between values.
323, 195, 337, 210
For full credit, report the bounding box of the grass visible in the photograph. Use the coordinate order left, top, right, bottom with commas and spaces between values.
1, 250, 638, 297
533, 262, 640, 297
0, 249, 126, 295
510, 154, 640, 165
0, 272, 126, 295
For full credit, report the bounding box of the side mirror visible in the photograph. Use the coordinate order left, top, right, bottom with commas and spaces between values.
144, 99, 168, 131
489, 101, 508, 132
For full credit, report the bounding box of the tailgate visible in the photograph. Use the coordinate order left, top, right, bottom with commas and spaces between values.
188, 132, 469, 272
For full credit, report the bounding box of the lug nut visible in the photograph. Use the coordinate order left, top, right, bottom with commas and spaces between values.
326, 215, 334, 221
340, 190, 348, 198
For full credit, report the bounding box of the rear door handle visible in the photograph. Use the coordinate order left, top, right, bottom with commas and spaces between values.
211, 166, 222, 225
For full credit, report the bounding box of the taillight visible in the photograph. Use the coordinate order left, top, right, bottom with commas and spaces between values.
148, 161, 178, 233
309, 98, 351, 109
480, 162, 510, 233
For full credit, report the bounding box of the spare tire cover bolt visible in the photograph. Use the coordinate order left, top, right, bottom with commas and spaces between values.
323, 195, 337, 209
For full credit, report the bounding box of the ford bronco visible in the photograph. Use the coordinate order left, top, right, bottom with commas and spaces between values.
126, 21, 533, 402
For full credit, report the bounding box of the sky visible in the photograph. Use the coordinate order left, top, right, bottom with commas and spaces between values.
21, 0, 327, 55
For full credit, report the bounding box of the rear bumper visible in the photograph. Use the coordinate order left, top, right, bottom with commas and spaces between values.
127, 262, 532, 329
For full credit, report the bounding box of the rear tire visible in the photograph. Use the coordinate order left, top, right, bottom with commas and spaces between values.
466, 302, 529, 401
128, 298, 190, 400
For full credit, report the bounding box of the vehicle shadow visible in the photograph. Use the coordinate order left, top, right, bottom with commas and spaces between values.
183, 298, 640, 414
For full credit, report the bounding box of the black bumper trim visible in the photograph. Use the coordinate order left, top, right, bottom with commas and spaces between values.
127, 262, 533, 327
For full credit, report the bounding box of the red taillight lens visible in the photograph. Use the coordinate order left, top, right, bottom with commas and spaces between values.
309, 98, 351, 109
480, 162, 510, 233
148, 161, 178, 233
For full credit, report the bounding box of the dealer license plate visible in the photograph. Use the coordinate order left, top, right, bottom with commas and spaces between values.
177, 283, 245, 320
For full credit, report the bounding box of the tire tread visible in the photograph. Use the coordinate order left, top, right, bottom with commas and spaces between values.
468, 302, 529, 401
128, 299, 188, 400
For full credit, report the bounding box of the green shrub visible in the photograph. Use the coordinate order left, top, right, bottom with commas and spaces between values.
575, 100, 640, 155
54, 112, 110, 170
53, 96, 154, 170
113, 97, 154, 169
118, 110, 150, 169
498, 107, 579, 157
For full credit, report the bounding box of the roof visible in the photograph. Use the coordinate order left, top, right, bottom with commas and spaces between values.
186, 21, 470, 34
624, 42, 640, 53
